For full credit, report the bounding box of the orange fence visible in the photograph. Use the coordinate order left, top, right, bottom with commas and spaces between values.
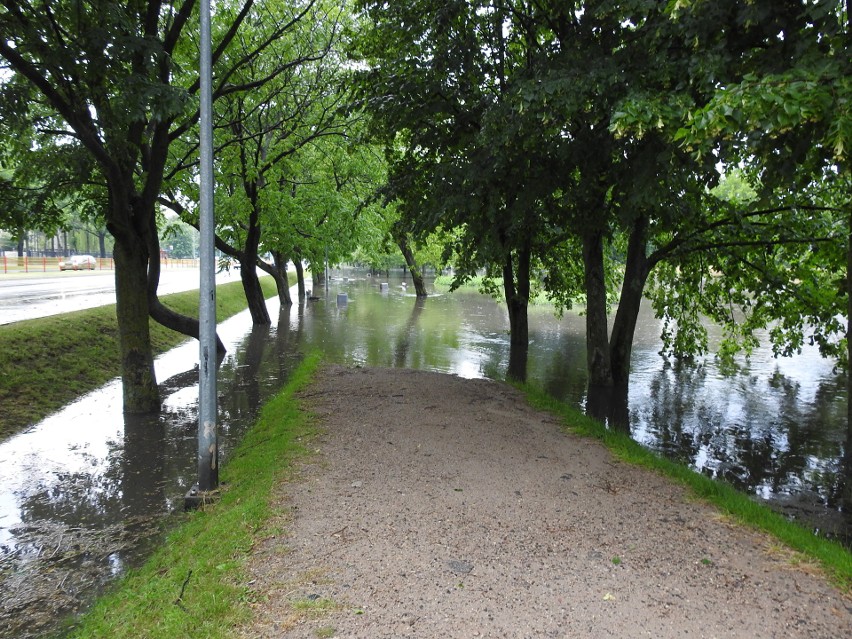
1, 256, 200, 274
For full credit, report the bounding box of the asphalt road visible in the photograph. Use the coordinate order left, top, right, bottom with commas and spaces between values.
0, 267, 238, 325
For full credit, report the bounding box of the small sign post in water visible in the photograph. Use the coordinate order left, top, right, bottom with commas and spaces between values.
187, 0, 218, 509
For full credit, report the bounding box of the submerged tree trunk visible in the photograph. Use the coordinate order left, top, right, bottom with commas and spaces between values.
503, 244, 531, 382
294, 256, 306, 300
609, 215, 652, 386
240, 203, 271, 325
259, 251, 292, 306
582, 230, 613, 388
112, 236, 159, 412
312, 269, 326, 291
395, 231, 428, 297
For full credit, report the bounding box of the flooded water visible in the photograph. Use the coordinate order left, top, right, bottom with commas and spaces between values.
0, 271, 849, 637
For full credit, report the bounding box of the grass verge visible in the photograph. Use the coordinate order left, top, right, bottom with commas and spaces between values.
65, 350, 323, 639
0, 277, 279, 440
521, 384, 852, 592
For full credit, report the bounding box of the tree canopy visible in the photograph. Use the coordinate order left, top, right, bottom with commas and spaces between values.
1, 0, 849, 418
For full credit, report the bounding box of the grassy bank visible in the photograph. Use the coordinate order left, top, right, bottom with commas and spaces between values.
522, 385, 852, 592
433, 274, 579, 308
0, 277, 279, 439
66, 351, 323, 639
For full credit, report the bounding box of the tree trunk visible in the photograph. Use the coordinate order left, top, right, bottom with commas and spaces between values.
609, 215, 652, 385
582, 230, 613, 387
240, 258, 271, 325
845, 201, 852, 514
263, 251, 292, 306
503, 245, 531, 382
294, 256, 306, 300
312, 269, 325, 290
112, 237, 160, 412
240, 204, 271, 325
145, 214, 226, 356
396, 233, 428, 297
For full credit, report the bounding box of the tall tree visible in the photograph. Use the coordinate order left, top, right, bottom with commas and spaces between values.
161, 0, 351, 323
614, 1, 850, 364
353, 0, 575, 380
0, 0, 318, 411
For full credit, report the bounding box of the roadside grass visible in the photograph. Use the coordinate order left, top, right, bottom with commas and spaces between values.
66, 351, 323, 639
521, 384, 852, 592
0, 277, 279, 440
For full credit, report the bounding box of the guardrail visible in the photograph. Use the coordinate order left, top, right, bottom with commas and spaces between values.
1, 256, 200, 274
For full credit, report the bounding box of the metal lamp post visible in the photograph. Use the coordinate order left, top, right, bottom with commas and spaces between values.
189, 0, 218, 507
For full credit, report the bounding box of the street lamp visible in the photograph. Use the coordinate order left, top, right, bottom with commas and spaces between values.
187, 0, 218, 508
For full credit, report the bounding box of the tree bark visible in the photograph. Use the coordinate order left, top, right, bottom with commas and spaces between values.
259, 251, 292, 306
582, 230, 613, 387
294, 255, 306, 300
503, 244, 531, 382
312, 269, 326, 290
112, 236, 160, 412
240, 259, 272, 325
240, 202, 271, 325
145, 213, 226, 356
396, 233, 428, 297
609, 215, 652, 385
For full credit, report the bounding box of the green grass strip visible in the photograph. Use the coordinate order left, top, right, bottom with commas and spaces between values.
0, 277, 279, 439
67, 350, 323, 639
521, 384, 852, 592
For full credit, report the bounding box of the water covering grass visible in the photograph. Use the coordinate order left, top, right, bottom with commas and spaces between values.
65, 351, 323, 639
0, 277, 278, 439
521, 384, 852, 592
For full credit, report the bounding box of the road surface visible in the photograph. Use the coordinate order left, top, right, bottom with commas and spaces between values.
0, 268, 239, 325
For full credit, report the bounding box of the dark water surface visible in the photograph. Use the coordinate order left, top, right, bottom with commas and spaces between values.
0, 271, 848, 637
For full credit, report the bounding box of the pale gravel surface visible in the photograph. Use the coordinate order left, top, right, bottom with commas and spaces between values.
240, 365, 852, 638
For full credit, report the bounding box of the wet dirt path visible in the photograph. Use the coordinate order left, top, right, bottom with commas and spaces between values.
240, 365, 852, 638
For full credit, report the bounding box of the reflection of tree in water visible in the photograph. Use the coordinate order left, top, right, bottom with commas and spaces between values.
4, 411, 173, 639
14, 412, 173, 542
586, 383, 630, 432
220, 324, 269, 428
538, 331, 588, 405
393, 297, 425, 368
274, 303, 305, 382
641, 359, 711, 468
641, 359, 849, 528
1, 310, 318, 639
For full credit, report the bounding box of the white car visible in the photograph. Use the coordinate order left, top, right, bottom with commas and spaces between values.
59, 255, 97, 271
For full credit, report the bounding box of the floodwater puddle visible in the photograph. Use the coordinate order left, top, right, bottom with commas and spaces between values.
0, 272, 849, 637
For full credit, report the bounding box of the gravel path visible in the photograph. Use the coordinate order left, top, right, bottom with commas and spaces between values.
240, 365, 852, 638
